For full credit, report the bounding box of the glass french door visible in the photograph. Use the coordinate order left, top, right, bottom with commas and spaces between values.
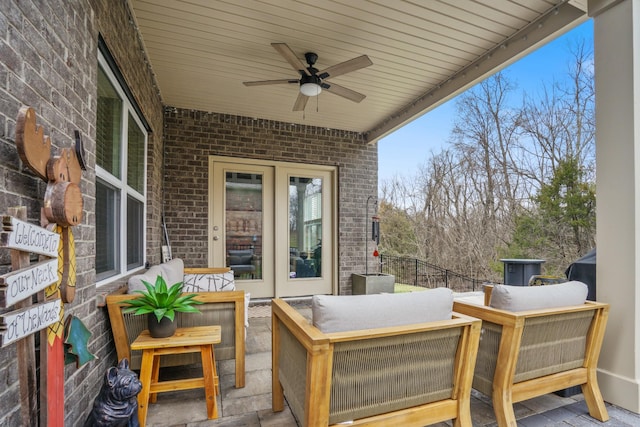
210, 162, 274, 298
209, 157, 335, 298
276, 167, 334, 297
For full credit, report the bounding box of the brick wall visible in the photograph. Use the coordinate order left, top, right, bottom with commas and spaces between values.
0, 1, 163, 425
163, 109, 378, 294
1, 0, 377, 423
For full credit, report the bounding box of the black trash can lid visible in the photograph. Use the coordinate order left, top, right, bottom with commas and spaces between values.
500, 259, 545, 264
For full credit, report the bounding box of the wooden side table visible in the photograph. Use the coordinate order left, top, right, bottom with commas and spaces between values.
130, 325, 221, 426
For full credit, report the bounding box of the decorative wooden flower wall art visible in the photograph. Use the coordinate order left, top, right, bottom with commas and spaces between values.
0, 106, 88, 426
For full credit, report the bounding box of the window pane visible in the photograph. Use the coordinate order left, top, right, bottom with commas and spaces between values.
289, 177, 322, 278
96, 179, 120, 280
127, 113, 145, 193
127, 196, 144, 270
96, 53, 147, 285
97, 66, 122, 178
225, 172, 263, 280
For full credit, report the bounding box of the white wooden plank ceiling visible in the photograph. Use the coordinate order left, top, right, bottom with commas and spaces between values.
129, 0, 588, 143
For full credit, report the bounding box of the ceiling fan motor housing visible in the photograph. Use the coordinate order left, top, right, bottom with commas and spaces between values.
300, 74, 322, 86
304, 52, 318, 66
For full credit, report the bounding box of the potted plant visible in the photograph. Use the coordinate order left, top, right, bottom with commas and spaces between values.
122, 275, 203, 338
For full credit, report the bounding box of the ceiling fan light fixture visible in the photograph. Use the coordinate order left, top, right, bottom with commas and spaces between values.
243, 44, 372, 110
300, 82, 322, 96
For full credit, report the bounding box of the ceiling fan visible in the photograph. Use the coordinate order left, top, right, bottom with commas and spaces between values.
243, 43, 373, 111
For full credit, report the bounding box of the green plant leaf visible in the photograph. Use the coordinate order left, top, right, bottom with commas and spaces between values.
124, 306, 155, 316
153, 308, 167, 321
167, 282, 183, 299
122, 274, 202, 321
176, 305, 201, 314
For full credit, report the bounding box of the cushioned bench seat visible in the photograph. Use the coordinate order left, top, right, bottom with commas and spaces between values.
106, 259, 247, 388
272, 288, 482, 426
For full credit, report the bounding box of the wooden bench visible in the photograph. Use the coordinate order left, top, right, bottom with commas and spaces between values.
272, 296, 481, 426
106, 268, 246, 388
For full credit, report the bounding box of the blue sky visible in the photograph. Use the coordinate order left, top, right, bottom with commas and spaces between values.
378, 19, 594, 184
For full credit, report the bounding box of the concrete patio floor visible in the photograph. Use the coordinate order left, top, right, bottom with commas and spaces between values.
145, 300, 640, 427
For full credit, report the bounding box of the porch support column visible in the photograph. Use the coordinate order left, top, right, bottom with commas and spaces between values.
591, 0, 640, 413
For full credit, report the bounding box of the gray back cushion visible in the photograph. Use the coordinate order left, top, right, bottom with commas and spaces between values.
128, 258, 184, 293
228, 250, 253, 265
312, 288, 454, 333
489, 281, 588, 311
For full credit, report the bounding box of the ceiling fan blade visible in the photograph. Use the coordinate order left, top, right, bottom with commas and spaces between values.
318, 55, 372, 79
272, 43, 310, 76
243, 79, 298, 86
293, 93, 309, 111
324, 82, 366, 103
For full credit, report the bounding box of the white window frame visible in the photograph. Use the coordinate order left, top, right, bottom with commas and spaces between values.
96, 52, 147, 285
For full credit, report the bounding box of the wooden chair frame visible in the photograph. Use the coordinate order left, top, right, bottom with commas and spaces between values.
271, 298, 481, 427
106, 268, 245, 388
453, 286, 609, 427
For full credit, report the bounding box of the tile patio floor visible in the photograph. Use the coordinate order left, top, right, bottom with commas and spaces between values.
144, 300, 640, 427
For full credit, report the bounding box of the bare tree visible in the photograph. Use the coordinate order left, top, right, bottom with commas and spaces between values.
517, 40, 595, 189
451, 72, 523, 224
379, 41, 596, 281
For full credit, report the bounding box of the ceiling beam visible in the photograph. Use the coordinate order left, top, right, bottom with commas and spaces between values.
364, 1, 589, 145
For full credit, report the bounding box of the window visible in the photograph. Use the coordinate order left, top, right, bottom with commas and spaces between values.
289, 176, 323, 278
96, 52, 147, 282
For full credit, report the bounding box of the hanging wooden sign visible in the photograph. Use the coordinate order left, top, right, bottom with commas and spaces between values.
0, 259, 58, 307
0, 298, 62, 347
9, 106, 87, 426
0, 216, 60, 258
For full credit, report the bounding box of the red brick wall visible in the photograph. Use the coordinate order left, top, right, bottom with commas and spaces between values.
163, 109, 379, 294
0, 0, 378, 422
0, 0, 164, 424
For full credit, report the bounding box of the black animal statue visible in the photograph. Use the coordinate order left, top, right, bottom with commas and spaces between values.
84, 358, 142, 427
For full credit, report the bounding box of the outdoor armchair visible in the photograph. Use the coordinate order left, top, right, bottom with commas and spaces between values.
106, 262, 246, 388
453, 282, 609, 427
272, 290, 481, 427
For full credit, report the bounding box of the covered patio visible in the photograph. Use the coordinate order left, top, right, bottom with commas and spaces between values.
1, 0, 640, 425
123, 0, 640, 416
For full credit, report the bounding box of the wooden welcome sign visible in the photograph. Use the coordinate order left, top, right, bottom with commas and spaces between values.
0, 217, 62, 346
0, 217, 59, 307
0, 106, 86, 426
0, 217, 60, 257
0, 258, 58, 308
1, 299, 62, 347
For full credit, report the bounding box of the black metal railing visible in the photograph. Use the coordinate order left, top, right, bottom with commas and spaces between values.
379, 254, 486, 292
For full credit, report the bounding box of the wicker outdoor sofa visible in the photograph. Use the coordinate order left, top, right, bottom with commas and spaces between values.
106, 259, 247, 388
271, 289, 481, 427
453, 282, 609, 427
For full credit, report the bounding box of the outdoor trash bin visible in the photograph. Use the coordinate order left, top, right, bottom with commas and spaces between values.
501, 259, 545, 286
